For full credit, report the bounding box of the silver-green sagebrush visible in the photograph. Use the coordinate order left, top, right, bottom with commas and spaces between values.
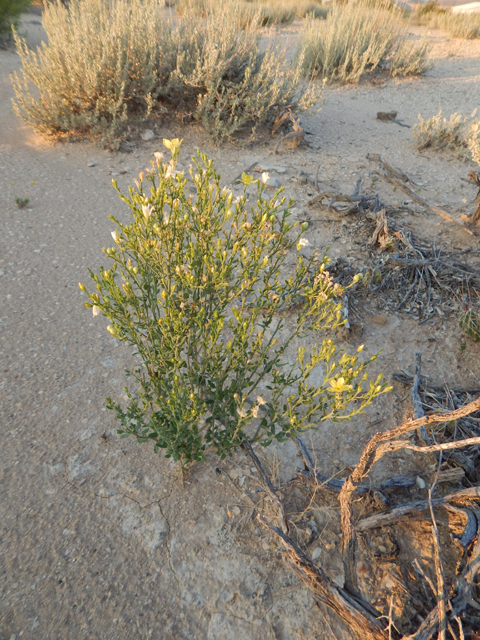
80, 139, 391, 464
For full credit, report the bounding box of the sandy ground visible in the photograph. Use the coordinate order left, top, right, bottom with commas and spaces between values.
1, 12, 480, 640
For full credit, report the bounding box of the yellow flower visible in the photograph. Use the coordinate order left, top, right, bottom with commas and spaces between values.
163, 138, 182, 153
329, 377, 352, 393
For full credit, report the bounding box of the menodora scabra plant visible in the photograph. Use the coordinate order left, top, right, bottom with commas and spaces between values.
80, 140, 390, 463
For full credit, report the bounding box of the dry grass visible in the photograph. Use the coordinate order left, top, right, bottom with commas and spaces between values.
296, 0, 430, 83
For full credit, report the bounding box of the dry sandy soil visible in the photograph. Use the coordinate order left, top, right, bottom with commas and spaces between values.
1, 12, 480, 640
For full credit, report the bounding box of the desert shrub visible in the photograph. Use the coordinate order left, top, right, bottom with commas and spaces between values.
416, 1, 444, 17
239, 1, 328, 27
413, 110, 480, 162
237, 2, 296, 28
0, 0, 31, 38
12, 0, 319, 148
79, 140, 389, 463
410, 6, 480, 39
296, 0, 429, 83
169, 8, 318, 140
12, 0, 175, 146
409, 2, 480, 40
440, 12, 480, 39
176, 0, 327, 25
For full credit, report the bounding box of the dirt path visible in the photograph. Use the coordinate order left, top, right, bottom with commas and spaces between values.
1, 14, 480, 640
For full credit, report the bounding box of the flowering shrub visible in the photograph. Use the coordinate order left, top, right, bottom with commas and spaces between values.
80, 140, 390, 463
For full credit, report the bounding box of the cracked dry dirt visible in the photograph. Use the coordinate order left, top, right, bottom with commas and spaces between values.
1, 12, 480, 640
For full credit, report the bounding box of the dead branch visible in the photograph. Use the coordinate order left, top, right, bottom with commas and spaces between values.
375, 434, 480, 457
357, 487, 480, 538
412, 353, 432, 447
257, 514, 390, 640
369, 209, 390, 249
392, 371, 480, 397
401, 513, 480, 640
428, 457, 447, 640
338, 396, 480, 622
460, 171, 480, 226
367, 153, 475, 236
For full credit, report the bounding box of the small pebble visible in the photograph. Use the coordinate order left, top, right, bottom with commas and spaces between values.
141, 129, 155, 142
312, 547, 322, 561
232, 506, 240, 516
265, 177, 281, 188
87, 161, 97, 167
416, 476, 426, 489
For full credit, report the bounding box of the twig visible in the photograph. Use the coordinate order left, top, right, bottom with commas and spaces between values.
411, 353, 431, 447
388, 595, 395, 640
374, 434, 480, 457
241, 440, 289, 533
428, 455, 447, 640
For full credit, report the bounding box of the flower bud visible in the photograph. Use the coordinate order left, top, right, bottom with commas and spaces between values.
92, 305, 100, 317
107, 325, 119, 337
78, 282, 86, 292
